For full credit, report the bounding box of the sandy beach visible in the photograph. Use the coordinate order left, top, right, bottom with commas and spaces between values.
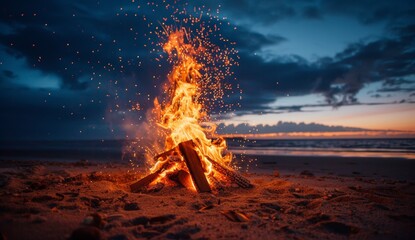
1, 155, 414, 240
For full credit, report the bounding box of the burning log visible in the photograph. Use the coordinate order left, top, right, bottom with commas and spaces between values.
207, 157, 253, 189
177, 170, 193, 189
153, 147, 178, 161
178, 140, 211, 193
130, 160, 172, 193
130, 172, 160, 193
129, 140, 212, 193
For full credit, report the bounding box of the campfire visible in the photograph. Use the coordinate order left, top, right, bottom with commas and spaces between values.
129, 28, 252, 193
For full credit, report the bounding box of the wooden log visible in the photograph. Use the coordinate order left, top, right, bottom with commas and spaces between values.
153, 147, 178, 161
178, 140, 211, 193
130, 160, 172, 192
208, 175, 225, 192
130, 172, 160, 192
177, 170, 193, 189
206, 156, 253, 189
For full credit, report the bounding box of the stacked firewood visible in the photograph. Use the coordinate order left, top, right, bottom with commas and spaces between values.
130, 139, 253, 193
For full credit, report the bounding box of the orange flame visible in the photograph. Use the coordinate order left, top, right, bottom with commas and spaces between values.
151, 28, 232, 188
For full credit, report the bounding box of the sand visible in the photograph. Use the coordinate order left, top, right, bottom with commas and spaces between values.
0, 156, 414, 240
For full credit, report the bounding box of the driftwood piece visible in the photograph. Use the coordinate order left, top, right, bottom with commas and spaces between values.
178, 140, 211, 193
207, 157, 253, 189
130, 160, 172, 192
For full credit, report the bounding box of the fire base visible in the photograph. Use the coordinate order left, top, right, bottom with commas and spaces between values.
130, 139, 253, 193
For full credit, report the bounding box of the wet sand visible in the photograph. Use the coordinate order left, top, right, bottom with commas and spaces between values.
0, 156, 414, 240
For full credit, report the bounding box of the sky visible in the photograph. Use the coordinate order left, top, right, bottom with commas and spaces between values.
0, 0, 415, 140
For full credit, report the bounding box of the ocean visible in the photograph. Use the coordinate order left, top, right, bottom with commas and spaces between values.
226, 138, 415, 159
0, 138, 414, 162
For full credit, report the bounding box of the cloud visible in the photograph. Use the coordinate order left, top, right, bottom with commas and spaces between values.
213, 0, 415, 25
3, 0, 413, 111
217, 121, 370, 134
0, 0, 243, 139
382, 78, 414, 87
220, 23, 415, 112
217, 100, 408, 119
214, 0, 296, 25
0, 86, 117, 140
0, 0, 185, 137
2, 70, 16, 79
320, 0, 415, 24
378, 87, 415, 93
0, 0, 170, 91
230, 26, 286, 52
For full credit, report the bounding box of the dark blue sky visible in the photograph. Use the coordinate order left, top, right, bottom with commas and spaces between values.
1, 0, 414, 140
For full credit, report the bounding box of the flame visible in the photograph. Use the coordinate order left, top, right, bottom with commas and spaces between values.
150, 28, 232, 189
